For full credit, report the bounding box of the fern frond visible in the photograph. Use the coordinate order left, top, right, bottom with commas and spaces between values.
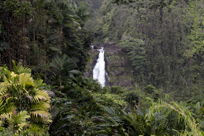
25, 123, 48, 136
0, 112, 12, 120
18, 73, 34, 88
30, 110, 51, 123
12, 61, 31, 74
10, 111, 30, 135
0, 82, 10, 96
146, 100, 202, 136
31, 102, 50, 111
11, 111, 30, 125
33, 90, 50, 102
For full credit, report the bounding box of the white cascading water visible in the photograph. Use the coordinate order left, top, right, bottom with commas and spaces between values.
93, 47, 106, 87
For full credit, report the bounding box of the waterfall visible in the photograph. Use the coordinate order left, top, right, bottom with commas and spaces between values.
93, 47, 106, 87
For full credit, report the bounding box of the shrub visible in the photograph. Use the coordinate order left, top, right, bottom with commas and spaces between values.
0, 64, 51, 135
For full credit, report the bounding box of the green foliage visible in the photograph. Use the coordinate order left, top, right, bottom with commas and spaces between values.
146, 101, 202, 136
0, 0, 33, 66
124, 92, 139, 107
93, 92, 127, 107
112, 0, 136, 5
1, 0, 32, 18
0, 129, 14, 136
49, 77, 102, 136
48, 74, 203, 136
97, 99, 203, 136
49, 77, 127, 135
0, 0, 92, 86
120, 38, 146, 82
0, 0, 204, 136
88, 0, 204, 99
0, 65, 51, 135
108, 86, 125, 94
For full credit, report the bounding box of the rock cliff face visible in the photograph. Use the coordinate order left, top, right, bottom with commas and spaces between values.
85, 43, 134, 87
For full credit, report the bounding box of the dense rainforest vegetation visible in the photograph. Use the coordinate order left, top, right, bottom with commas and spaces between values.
0, 0, 203, 135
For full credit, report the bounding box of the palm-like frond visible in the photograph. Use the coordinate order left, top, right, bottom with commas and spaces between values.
33, 89, 50, 103
100, 99, 203, 136
30, 111, 52, 123
25, 124, 49, 136
0, 65, 51, 134
18, 73, 34, 88
9, 111, 30, 134
0, 112, 12, 121
0, 82, 9, 96
31, 102, 50, 111
146, 100, 202, 136
12, 61, 31, 74
0, 99, 5, 114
